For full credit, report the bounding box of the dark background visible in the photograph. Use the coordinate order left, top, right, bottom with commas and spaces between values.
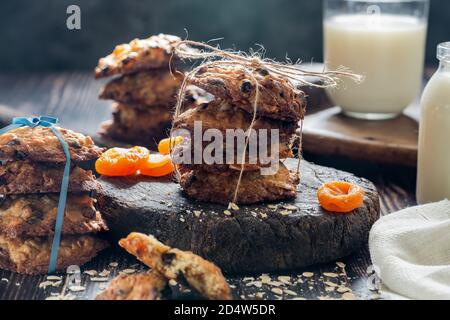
0, 0, 449, 72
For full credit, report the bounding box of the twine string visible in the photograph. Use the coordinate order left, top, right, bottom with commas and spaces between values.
172, 40, 362, 204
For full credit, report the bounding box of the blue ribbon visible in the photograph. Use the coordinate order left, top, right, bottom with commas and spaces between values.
0, 116, 70, 274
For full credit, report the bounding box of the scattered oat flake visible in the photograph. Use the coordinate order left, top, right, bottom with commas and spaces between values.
277, 276, 291, 284
99, 269, 111, 277
371, 293, 381, 300
121, 269, 136, 274
260, 274, 271, 283
109, 262, 119, 267
325, 281, 338, 287
336, 262, 346, 269
282, 205, 298, 210
46, 294, 76, 300
292, 297, 307, 300
325, 286, 335, 292
228, 203, 240, 211
243, 277, 254, 281
337, 287, 351, 293
39, 281, 57, 289
260, 213, 268, 219
284, 289, 298, 296
271, 288, 283, 295
342, 292, 357, 300
302, 272, 314, 278
179, 217, 185, 222
267, 204, 278, 209
256, 292, 265, 298
224, 210, 232, 216
246, 281, 263, 288
46, 276, 62, 281
84, 270, 98, 276
323, 272, 339, 278
268, 281, 284, 287
193, 210, 202, 218
90, 277, 109, 282
280, 210, 291, 216
1, 278, 9, 282
68, 285, 86, 292
169, 279, 177, 286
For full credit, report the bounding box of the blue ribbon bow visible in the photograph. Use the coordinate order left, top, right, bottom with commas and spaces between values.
0, 116, 70, 274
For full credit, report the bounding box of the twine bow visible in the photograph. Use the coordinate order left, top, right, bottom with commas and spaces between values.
172, 40, 363, 204
0, 116, 70, 274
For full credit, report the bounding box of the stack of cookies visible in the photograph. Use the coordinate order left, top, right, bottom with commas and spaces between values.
0, 126, 108, 275
173, 65, 306, 205
95, 34, 186, 147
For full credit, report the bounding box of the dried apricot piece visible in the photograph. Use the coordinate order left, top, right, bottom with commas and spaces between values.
140, 153, 171, 170
317, 181, 364, 213
96, 146, 149, 177
158, 136, 183, 155
140, 157, 175, 177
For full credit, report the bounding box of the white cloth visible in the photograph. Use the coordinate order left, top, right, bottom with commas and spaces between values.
369, 200, 450, 300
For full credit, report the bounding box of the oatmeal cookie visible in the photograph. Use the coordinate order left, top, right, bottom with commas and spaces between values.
95, 34, 184, 78
96, 271, 167, 300
188, 65, 307, 122
173, 99, 296, 160
0, 161, 99, 194
0, 126, 103, 163
99, 70, 184, 107
178, 161, 299, 205
0, 194, 107, 238
0, 234, 108, 275
119, 233, 232, 300
99, 103, 172, 146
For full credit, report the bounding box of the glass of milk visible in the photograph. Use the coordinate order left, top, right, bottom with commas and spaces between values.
416, 42, 450, 204
324, 0, 429, 120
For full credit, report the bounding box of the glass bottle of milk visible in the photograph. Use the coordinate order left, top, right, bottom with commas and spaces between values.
417, 42, 450, 204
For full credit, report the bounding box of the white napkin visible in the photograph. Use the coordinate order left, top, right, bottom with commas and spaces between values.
369, 200, 450, 300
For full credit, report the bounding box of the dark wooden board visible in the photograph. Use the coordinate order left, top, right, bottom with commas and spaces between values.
303, 107, 419, 167
97, 159, 380, 274
0, 72, 417, 300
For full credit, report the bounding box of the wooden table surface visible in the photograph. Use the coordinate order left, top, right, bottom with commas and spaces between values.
0, 72, 417, 300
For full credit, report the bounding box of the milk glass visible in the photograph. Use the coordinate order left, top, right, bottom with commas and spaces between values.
323, 0, 429, 120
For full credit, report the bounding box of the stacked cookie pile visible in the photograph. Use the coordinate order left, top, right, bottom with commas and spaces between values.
173, 65, 306, 205
0, 126, 108, 275
95, 34, 185, 147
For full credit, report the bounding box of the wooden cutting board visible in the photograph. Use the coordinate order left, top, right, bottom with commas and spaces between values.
97, 159, 380, 274
298, 64, 424, 167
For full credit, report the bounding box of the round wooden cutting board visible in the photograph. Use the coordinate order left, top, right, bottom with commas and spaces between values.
97, 159, 380, 274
